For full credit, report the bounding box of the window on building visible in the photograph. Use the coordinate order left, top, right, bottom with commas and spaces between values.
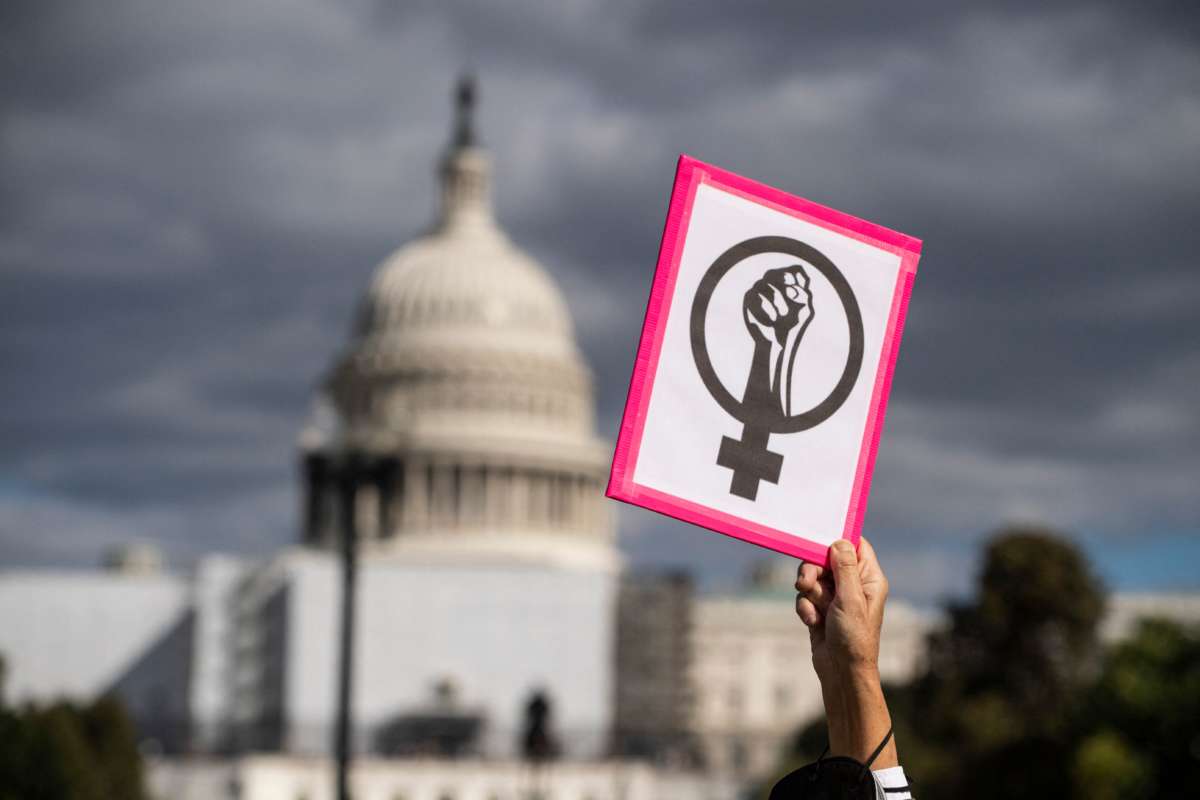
730, 737, 748, 771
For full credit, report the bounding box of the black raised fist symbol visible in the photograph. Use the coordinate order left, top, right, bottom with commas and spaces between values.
742, 265, 815, 416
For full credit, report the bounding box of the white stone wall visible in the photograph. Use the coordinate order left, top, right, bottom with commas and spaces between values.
1102, 592, 1200, 642
237, 548, 618, 759
189, 555, 253, 750
0, 569, 189, 706
689, 592, 822, 778
148, 756, 741, 800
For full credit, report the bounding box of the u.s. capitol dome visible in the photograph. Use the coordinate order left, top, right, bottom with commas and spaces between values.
300, 79, 615, 572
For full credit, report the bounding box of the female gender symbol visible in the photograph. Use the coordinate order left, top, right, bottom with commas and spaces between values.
690, 236, 865, 501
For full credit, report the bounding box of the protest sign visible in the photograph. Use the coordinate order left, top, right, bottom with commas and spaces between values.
607, 155, 922, 566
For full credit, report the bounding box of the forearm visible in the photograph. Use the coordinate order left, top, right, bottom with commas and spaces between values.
820, 665, 898, 768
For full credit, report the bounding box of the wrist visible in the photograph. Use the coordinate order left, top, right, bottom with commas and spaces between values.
841, 661, 881, 689
823, 666, 897, 768
818, 658, 879, 689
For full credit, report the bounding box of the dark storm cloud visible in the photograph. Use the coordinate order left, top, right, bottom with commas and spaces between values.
1, 0, 1197, 593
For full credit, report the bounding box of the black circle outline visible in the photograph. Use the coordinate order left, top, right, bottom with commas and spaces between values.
690, 235, 864, 433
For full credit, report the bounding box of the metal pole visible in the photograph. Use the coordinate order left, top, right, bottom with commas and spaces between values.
334, 456, 360, 800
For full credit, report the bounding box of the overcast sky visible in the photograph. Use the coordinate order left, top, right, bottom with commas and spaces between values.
2, 1, 1198, 601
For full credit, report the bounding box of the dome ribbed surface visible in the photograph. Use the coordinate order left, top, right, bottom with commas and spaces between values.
326, 141, 594, 436
357, 225, 574, 351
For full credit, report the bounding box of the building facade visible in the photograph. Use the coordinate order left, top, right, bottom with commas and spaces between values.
612, 572, 697, 763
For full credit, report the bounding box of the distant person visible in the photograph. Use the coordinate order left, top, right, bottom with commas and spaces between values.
521, 690, 560, 763
771, 538, 913, 799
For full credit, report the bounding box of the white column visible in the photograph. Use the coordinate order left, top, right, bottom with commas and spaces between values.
555, 474, 569, 528
547, 474, 559, 527
499, 467, 513, 531
511, 469, 526, 531
573, 475, 586, 532
405, 457, 428, 531
431, 462, 452, 529
464, 465, 484, 528
583, 476, 599, 533
530, 473, 546, 530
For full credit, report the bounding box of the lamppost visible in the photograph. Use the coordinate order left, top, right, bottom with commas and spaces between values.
332, 450, 362, 800
313, 446, 396, 800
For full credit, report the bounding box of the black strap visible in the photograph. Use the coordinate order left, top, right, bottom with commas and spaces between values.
858, 727, 894, 781
808, 743, 831, 782
864, 727, 894, 769
806, 729, 894, 788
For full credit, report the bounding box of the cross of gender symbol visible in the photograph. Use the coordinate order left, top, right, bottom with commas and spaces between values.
690, 236, 865, 501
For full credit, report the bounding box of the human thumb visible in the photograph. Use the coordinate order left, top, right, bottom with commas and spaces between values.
829, 540, 864, 611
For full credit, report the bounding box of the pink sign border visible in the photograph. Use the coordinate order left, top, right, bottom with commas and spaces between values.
606, 154, 922, 567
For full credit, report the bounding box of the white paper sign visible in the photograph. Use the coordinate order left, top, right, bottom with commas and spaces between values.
608, 155, 921, 566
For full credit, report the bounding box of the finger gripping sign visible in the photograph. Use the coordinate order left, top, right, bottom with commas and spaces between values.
607, 155, 921, 567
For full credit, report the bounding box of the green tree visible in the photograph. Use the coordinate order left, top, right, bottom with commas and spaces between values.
82, 695, 148, 800
25, 704, 108, 800
926, 528, 1106, 729
0, 656, 148, 800
903, 528, 1106, 798
1072, 729, 1151, 800
1077, 617, 1200, 799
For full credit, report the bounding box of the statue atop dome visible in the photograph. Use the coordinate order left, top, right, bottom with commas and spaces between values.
453, 74, 477, 149
439, 75, 491, 230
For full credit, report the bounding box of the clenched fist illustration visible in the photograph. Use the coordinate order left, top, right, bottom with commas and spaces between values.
742, 265, 815, 416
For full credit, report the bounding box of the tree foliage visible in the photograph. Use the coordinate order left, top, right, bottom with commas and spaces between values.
0, 659, 148, 800
1077, 617, 1200, 798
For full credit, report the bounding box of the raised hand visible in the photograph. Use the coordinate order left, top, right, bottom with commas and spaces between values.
796, 538, 889, 677
742, 264, 815, 415
794, 538, 898, 768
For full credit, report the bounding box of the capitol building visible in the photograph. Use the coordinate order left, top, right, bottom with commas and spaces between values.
276, 78, 620, 759
2, 82, 1195, 800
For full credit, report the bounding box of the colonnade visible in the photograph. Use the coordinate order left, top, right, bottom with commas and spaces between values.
303, 454, 607, 545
